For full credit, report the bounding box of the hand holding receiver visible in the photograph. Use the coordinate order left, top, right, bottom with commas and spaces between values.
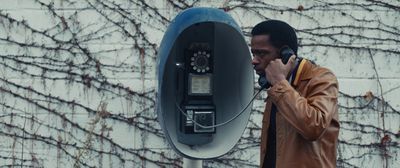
258, 46, 296, 89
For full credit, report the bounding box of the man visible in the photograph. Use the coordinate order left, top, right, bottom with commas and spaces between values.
251, 20, 340, 168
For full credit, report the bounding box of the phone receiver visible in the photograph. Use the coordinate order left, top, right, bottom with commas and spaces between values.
258, 46, 295, 89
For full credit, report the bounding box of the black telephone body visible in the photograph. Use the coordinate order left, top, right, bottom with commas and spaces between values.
179, 43, 216, 135
257, 46, 295, 89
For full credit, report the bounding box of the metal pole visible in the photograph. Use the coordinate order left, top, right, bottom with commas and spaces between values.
183, 158, 202, 168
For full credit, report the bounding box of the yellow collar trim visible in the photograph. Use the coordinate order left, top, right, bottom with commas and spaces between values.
293, 59, 307, 86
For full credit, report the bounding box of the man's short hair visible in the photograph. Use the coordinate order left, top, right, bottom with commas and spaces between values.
251, 20, 298, 55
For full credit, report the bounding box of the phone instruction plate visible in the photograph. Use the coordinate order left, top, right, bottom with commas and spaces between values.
189, 74, 212, 95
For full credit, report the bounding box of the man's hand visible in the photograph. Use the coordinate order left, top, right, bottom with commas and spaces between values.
264, 55, 296, 86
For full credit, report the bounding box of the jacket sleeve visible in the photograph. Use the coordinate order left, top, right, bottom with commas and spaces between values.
267, 70, 338, 141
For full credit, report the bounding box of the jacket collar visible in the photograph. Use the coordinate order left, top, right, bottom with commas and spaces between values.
293, 59, 315, 86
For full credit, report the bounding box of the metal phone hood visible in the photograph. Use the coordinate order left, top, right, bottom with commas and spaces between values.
156, 7, 254, 159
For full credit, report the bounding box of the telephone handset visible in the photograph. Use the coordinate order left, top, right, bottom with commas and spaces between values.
257, 46, 295, 89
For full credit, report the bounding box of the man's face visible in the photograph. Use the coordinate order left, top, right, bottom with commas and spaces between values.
251, 35, 280, 75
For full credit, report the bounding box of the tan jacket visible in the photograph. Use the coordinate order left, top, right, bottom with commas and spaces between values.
260, 60, 339, 168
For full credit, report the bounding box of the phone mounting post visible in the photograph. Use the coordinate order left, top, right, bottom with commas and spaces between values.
183, 158, 202, 168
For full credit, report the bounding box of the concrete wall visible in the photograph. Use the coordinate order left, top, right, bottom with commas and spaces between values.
0, 0, 399, 167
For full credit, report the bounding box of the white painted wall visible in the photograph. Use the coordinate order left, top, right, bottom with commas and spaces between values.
0, 0, 399, 167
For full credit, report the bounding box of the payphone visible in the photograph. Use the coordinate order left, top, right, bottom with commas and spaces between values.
180, 43, 216, 134
156, 7, 254, 159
